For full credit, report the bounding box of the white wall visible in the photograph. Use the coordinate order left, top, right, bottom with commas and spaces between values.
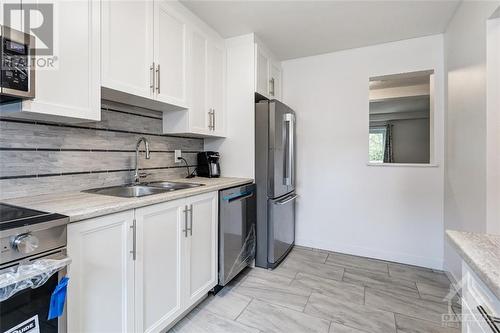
205, 34, 255, 178
487, 17, 500, 235
444, 2, 500, 282
282, 35, 445, 269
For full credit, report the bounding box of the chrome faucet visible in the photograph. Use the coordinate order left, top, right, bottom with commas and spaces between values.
134, 137, 151, 184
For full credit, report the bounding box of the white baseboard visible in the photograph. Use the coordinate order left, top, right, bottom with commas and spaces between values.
295, 237, 444, 270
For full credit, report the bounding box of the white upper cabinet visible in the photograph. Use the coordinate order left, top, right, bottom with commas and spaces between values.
154, 1, 187, 107
255, 44, 271, 98
207, 41, 226, 136
101, 0, 188, 111
1, 0, 101, 122
101, 0, 226, 136
162, 4, 226, 137
255, 41, 282, 101
101, 0, 154, 100
187, 29, 209, 134
270, 61, 282, 101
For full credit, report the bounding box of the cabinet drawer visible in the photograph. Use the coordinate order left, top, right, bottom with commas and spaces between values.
462, 301, 487, 333
462, 262, 500, 333
463, 263, 500, 317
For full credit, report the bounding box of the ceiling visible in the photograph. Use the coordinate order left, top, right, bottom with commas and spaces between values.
180, 0, 461, 60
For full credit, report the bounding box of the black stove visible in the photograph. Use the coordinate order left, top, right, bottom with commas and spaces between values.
0, 203, 68, 231
0, 204, 69, 333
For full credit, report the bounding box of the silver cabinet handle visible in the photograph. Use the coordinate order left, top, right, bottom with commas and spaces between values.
150, 62, 155, 93
477, 306, 500, 333
269, 78, 275, 97
130, 218, 137, 260
208, 109, 213, 130
156, 64, 161, 94
183, 205, 189, 237
277, 194, 298, 205
227, 192, 254, 203
213, 109, 216, 131
189, 204, 193, 236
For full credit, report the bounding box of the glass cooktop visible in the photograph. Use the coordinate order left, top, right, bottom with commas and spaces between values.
0, 203, 68, 231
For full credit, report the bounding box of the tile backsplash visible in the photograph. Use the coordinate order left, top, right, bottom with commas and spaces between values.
0, 101, 203, 200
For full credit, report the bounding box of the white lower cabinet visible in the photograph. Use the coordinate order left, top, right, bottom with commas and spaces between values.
184, 193, 218, 306
461, 262, 500, 333
134, 200, 183, 333
67, 191, 218, 333
67, 210, 135, 333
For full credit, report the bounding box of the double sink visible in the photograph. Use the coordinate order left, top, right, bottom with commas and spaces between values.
84, 181, 203, 198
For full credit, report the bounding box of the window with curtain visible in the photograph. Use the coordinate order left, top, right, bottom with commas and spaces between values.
368, 70, 434, 164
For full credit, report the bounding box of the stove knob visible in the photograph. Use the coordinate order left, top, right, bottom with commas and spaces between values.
12, 234, 40, 254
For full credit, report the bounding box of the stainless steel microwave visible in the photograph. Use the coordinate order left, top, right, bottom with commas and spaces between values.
0, 25, 35, 104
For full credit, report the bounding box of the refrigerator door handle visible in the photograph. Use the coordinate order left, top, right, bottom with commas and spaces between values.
277, 194, 298, 205
290, 114, 295, 187
284, 113, 294, 186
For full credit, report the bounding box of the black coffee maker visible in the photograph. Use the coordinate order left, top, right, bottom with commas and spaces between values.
197, 152, 221, 178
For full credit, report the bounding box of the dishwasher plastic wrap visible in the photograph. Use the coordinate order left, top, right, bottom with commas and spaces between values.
225, 224, 256, 282
0, 257, 71, 302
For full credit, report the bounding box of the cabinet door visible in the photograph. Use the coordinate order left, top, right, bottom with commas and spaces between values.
188, 29, 209, 134
255, 44, 270, 98
154, 1, 187, 107
101, 0, 154, 99
0, 1, 23, 30
134, 200, 184, 333
67, 210, 135, 333
184, 192, 218, 307
208, 41, 226, 136
21, 0, 101, 121
270, 62, 282, 101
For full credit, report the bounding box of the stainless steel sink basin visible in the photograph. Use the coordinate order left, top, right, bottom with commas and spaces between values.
145, 181, 204, 190
83, 181, 203, 198
84, 185, 170, 198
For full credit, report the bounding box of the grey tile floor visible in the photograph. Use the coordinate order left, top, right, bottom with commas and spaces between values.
170, 247, 461, 333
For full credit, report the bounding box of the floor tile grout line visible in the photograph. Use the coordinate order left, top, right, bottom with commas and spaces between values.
415, 281, 423, 299
301, 289, 314, 314
392, 311, 461, 330
234, 297, 254, 322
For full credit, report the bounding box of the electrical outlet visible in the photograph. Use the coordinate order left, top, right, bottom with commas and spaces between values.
174, 150, 182, 163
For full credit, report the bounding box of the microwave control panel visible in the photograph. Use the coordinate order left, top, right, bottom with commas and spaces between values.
1, 37, 29, 92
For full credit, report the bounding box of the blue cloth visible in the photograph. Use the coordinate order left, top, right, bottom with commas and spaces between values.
48, 276, 69, 320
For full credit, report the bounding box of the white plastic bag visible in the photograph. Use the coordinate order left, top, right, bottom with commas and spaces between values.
0, 258, 71, 302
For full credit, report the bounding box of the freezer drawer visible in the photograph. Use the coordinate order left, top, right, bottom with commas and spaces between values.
218, 184, 257, 286
268, 193, 297, 265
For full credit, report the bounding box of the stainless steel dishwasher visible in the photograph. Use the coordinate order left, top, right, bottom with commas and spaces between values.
215, 183, 256, 292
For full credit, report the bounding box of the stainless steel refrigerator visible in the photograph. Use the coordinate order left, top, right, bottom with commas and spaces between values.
255, 99, 297, 269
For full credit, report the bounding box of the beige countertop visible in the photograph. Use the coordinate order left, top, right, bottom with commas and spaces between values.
4, 177, 253, 223
446, 229, 500, 299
